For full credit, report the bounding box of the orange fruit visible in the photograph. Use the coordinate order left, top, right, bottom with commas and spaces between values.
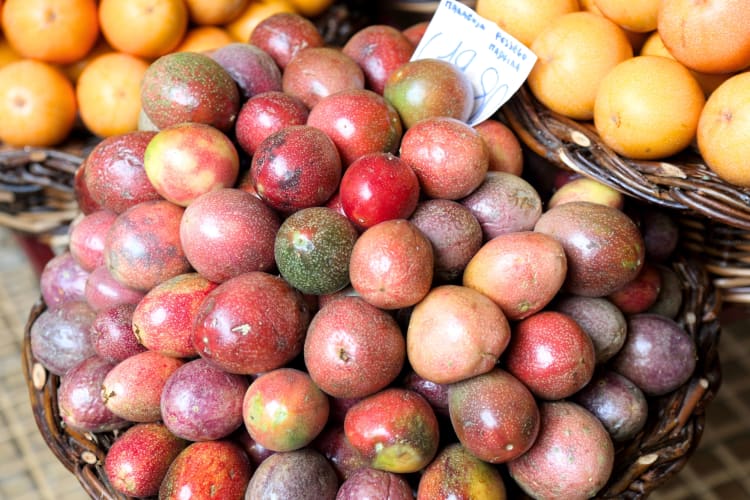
594, 55, 705, 160
640, 31, 733, 97
99, 0, 189, 59
0, 60, 77, 147
1, 0, 99, 64
528, 11, 633, 120
697, 71, 750, 187
658, 0, 750, 74
593, 0, 659, 32
76, 52, 150, 138
225, 0, 295, 43
174, 26, 234, 53
475, 0, 579, 47
287, 0, 333, 17
0, 35, 23, 69
59, 37, 114, 84
184, 0, 249, 25
579, 0, 649, 52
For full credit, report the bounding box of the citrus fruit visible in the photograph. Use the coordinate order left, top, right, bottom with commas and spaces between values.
287, 0, 334, 17
184, 0, 249, 25
593, 55, 705, 160
99, 0, 189, 59
475, 0, 579, 47
593, 0, 659, 32
173, 26, 234, 53
528, 11, 633, 120
76, 52, 150, 138
1, 0, 99, 64
697, 72, 750, 187
0, 35, 22, 69
640, 31, 732, 97
0, 60, 77, 147
59, 38, 114, 84
224, 0, 295, 43
658, 0, 750, 74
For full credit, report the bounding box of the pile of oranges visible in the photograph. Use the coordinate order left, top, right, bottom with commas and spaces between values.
476, 0, 750, 187
0, 0, 333, 148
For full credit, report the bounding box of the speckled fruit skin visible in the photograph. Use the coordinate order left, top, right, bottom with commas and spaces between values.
448, 368, 540, 464
507, 401, 615, 500
338, 467, 415, 500
161, 358, 250, 441
311, 424, 369, 481
249, 12, 325, 70
250, 125, 342, 213
407, 285, 510, 385
82, 131, 161, 214
180, 188, 280, 283
101, 350, 185, 423
245, 449, 338, 500
474, 118, 524, 175
504, 310, 596, 400
303, 295, 405, 398
84, 265, 145, 313
349, 219, 433, 310
399, 116, 488, 200
417, 443, 507, 500
552, 295, 627, 364
235, 91, 309, 156
307, 89, 403, 167
140, 51, 240, 133
30, 301, 97, 376
281, 47, 365, 108
534, 201, 645, 297
339, 152, 420, 230
409, 199, 483, 283
159, 440, 253, 500
159, 440, 252, 500
610, 313, 696, 396
104, 200, 190, 292
573, 370, 649, 442
40, 252, 89, 308
242, 368, 330, 452
58, 356, 129, 433
74, 162, 103, 215
208, 42, 281, 100
274, 206, 359, 295
132, 272, 217, 357
345, 389, 440, 474
192, 271, 310, 374
460, 171, 543, 240
383, 58, 474, 128
342, 24, 415, 95
91, 303, 147, 363
104, 422, 188, 498
463, 231, 567, 321
401, 369, 450, 416
68, 209, 118, 272
143, 122, 240, 207
608, 261, 662, 314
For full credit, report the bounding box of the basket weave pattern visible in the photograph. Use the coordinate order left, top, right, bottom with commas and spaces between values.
503, 86, 750, 231
22, 252, 722, 499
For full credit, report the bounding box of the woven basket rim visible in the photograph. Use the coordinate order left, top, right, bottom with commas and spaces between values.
502, 86, 750, 231
23, 253, 722, 499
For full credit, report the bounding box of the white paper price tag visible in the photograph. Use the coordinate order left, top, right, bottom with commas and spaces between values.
410, 0, 537, 125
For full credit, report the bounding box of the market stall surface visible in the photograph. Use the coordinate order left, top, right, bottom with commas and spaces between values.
1, 226, 748, 500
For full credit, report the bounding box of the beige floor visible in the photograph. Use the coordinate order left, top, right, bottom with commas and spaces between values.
1, 225, 749, 500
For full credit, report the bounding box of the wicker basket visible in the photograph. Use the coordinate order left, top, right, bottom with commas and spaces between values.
23, 250, 722, 499
0, 147, 86, 236
503, 85, 750, 303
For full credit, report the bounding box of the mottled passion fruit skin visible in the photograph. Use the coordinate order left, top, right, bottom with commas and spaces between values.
534, 201, 645, 297
140, 51, 240, 133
